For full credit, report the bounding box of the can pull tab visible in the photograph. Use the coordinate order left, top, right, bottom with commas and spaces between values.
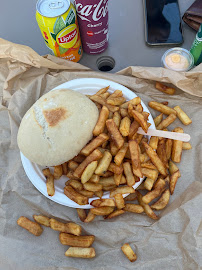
49, 1, 64, 9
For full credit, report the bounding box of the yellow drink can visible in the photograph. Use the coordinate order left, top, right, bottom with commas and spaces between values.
36, 0, 83, 62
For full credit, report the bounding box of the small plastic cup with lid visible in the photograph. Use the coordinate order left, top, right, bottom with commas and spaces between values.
161, 48, 194, 72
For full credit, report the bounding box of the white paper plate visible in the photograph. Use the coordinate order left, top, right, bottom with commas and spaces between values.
20, 78, 156, 209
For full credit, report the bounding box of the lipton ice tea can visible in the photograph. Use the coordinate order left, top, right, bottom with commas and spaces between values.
74, 0, 109, 54
36, 0, 82, 62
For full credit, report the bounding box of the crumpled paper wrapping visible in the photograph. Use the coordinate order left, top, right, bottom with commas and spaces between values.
0, 39, 201, 270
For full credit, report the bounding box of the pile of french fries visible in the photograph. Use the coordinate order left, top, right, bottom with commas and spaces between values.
19, 82, 192, 264
17, 215, 96, 258
42, 83, 192, 223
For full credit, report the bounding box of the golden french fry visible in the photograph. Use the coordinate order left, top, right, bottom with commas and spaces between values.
53, 165, 63, 179
155, 82, 176, 95
166, 139, 173, 160
68, 161, 79, 171
171, 127, 183, 163
136, 103, 143, 113
128, 121, 139, 139
92, 198, 115, 207
83, 182, 102, 192
139, 137, 148, 153
66, 170, 80, 180
170, 170, 180, 195
120, 108, 130, 118
33, 215, 50, 227
143, 142, 167, 176
73, 149, 103, 178
96, 86, 110, 95
182, 142, 192, 150
93, 106, 109, 136
154, 113, 163, 127
124, 203, 144, 213
169, 160, 181, 177
136, 191, 159, 220
65, 179, 83, 191
141, 162, 156, 170
132, 110, 148, 133
124, 193, 137, 201
81, 133, 109, 156
121, 243, 137, 262
73, 154, 86, 163
78, 189, 94, 198
84, 211, 96, 223
114, 173, 122, 186
142, 179, 165, 204
106, 119, 124, 149
129, 140, 143, 178
110, 186, 135, 198
107, 96, 126, 106
100, 199, 116, 207
105, 209, 125, 219
120, 175, 127, 185
157, 139, 168, 168
157, 113, 177, 130
108, 111, 113, 119
144, 178, 156, 191
59, 233, 95, 247
76, 209, 87, 222
119, 117, 131, 137
114, 143, 129, 166
90, 94, 119, 112
174, 106, 192, 125
102, 185, 117, 191
65, 247, 96, 258
120, 97, 141, 109
81, 161, 98, 184
141, 168, 158, 181
89, 174, 100, 183
94, 190, 103, 198
62, 162, 68, 175
128, 103, 134, 117
46, 175, 55, 196
151, 189, 170, 210
123, 162, 136, 187
100, 92, 110, 99
107, 90, 123, 99
42, 168, 51, 177
50, 218, 81, 236
95, 151, 112, 175
99, 176, 115, 187
17, 216, 43, 236
113, 111, 121, 128
64, 185, 88, 205
148, 101, 176, 115
110, 141, 119, 156
108, 163, 123, 175
90, 199, 102, 207
90, 206, 114, 216
114, 194, 125, 209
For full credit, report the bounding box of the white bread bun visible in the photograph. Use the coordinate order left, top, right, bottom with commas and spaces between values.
17, 89, 99, 166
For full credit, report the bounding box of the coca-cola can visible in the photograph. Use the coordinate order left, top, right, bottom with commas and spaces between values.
74, 0, 109, 54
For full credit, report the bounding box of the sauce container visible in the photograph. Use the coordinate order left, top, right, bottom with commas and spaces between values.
161, 48, 194, 72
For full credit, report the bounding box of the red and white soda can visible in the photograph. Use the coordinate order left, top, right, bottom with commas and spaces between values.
74, 0, 109, 54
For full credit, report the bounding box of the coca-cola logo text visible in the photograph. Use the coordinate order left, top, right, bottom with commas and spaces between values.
75, 0, 108, 22
58, 29, 77, 43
